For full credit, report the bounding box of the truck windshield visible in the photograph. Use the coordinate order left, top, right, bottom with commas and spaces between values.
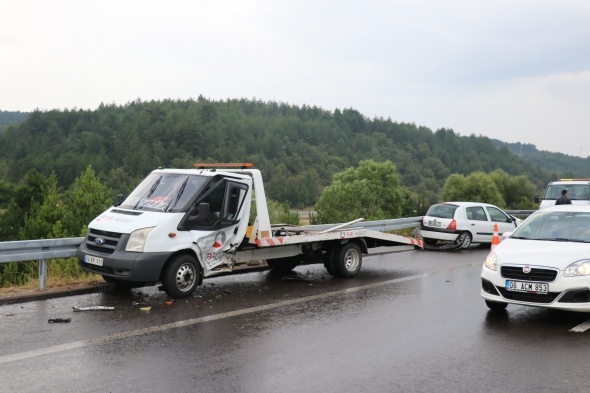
544, 185, 590, 201
120, 173, 209, 212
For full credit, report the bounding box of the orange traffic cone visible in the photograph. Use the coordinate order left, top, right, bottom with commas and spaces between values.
491, 223, 499, 250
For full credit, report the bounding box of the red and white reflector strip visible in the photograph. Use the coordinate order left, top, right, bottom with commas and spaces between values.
255, 237, 285, 247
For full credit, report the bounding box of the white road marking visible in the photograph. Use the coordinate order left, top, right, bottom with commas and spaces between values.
570, 320, 590, 333
0, 273, 428, 365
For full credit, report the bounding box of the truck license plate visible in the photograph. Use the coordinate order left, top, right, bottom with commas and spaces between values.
505, 280, 548, 294
85, 255, 104, 267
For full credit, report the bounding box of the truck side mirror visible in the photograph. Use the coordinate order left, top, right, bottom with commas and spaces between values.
196, 203, 212, 226
534, 194, 539, 203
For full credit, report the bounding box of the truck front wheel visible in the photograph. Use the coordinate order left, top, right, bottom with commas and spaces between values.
162, 254, 200, 298
331, 242, 362, 278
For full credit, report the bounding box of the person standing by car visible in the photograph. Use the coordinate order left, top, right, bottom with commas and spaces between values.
555, 189, 572, 205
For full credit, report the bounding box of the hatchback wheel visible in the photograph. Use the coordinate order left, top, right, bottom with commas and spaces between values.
456, 232, 472, 248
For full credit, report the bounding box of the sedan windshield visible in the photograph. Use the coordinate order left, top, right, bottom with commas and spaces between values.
511, 211, 590, 243
120, 173, 209, 212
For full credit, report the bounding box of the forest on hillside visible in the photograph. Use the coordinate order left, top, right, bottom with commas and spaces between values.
492, 140, 590, 178
0, 110, 29, 128
0, 97, 579, 212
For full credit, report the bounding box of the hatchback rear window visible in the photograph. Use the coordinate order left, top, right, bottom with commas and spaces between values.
425, 204, 458, 219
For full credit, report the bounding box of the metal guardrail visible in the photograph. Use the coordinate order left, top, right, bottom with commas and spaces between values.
505, 210, 536, 218
0, 212, 536, 291
300, 216, 423, 232
0, 237, 84, 290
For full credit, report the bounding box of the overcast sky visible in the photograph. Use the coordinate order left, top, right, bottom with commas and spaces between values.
1, 0, 589, 157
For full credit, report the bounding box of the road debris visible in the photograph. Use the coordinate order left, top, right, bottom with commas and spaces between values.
139, 307, 152, 312
48, 318, 71, 323
73, 306, 115, 312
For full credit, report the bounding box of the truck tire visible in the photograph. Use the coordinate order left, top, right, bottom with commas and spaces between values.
266, 256, 300, 272
331, 242, 362, 278
162, 254, 200, 298
324, 247, 338, 275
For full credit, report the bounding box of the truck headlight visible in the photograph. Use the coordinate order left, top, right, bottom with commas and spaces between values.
484, 252, 497, 271
565, 260, 590, 277
126, 227, 154, 252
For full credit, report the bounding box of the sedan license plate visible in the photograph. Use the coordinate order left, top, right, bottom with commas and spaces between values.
85, 255, 104, 267
427, 220, 441, 227
505, 280, 548, 294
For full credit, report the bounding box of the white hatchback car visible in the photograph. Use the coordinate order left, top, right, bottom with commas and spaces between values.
420, 202, 521, 249
481, 205, 590, 312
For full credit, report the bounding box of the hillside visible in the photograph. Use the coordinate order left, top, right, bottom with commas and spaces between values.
0, 110, 29, 128
492, 140, 590, 178
0, 98, 582, 211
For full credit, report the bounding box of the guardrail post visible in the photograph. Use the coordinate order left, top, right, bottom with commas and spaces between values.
39, 259, 47, 290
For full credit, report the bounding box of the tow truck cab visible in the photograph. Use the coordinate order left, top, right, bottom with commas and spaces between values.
77, 165, 255, 298
535, 179, 590, 209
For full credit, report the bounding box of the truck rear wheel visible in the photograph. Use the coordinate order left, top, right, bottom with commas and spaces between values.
162, 254, 200, 298
331, 242, 362, 278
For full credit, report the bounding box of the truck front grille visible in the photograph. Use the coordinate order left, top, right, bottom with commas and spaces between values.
86, 229, 123, 255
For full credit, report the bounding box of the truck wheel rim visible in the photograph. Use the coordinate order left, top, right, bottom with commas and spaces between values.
176, 263, 195, 291
344, 249, 360, 271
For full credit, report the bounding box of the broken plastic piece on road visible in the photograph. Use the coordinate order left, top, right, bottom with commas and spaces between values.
73, 306, 115, 312
48, 318, 71, 323
140, 307, 152, 311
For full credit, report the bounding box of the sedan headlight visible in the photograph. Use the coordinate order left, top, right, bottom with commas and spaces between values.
565, 259, 590, 277
126, 227, 154, 252
484, 252, 497, 271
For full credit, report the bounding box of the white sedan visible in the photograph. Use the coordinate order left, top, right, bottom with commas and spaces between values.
419, 202, 521, 249
481, 205, 590, 312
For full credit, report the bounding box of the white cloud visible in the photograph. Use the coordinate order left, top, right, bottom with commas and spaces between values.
1, 0, 589, 156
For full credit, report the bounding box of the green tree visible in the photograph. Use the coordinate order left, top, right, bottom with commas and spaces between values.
20, 172, 66, 240
440, 171, 505, 207
0, 179, 15, 208
489, 169, 535, 209
63, 165, 113, 236
0, 169, 50, 241
313, 160, 404, 224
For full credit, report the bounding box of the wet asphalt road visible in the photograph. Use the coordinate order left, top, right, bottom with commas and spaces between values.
2, 247, 590, 393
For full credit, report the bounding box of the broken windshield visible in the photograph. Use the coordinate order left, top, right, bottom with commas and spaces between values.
120, 173, 209, 212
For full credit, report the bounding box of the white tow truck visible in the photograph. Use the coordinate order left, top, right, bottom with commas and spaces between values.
77, 163, 421, 298
535, 179, 590, 209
